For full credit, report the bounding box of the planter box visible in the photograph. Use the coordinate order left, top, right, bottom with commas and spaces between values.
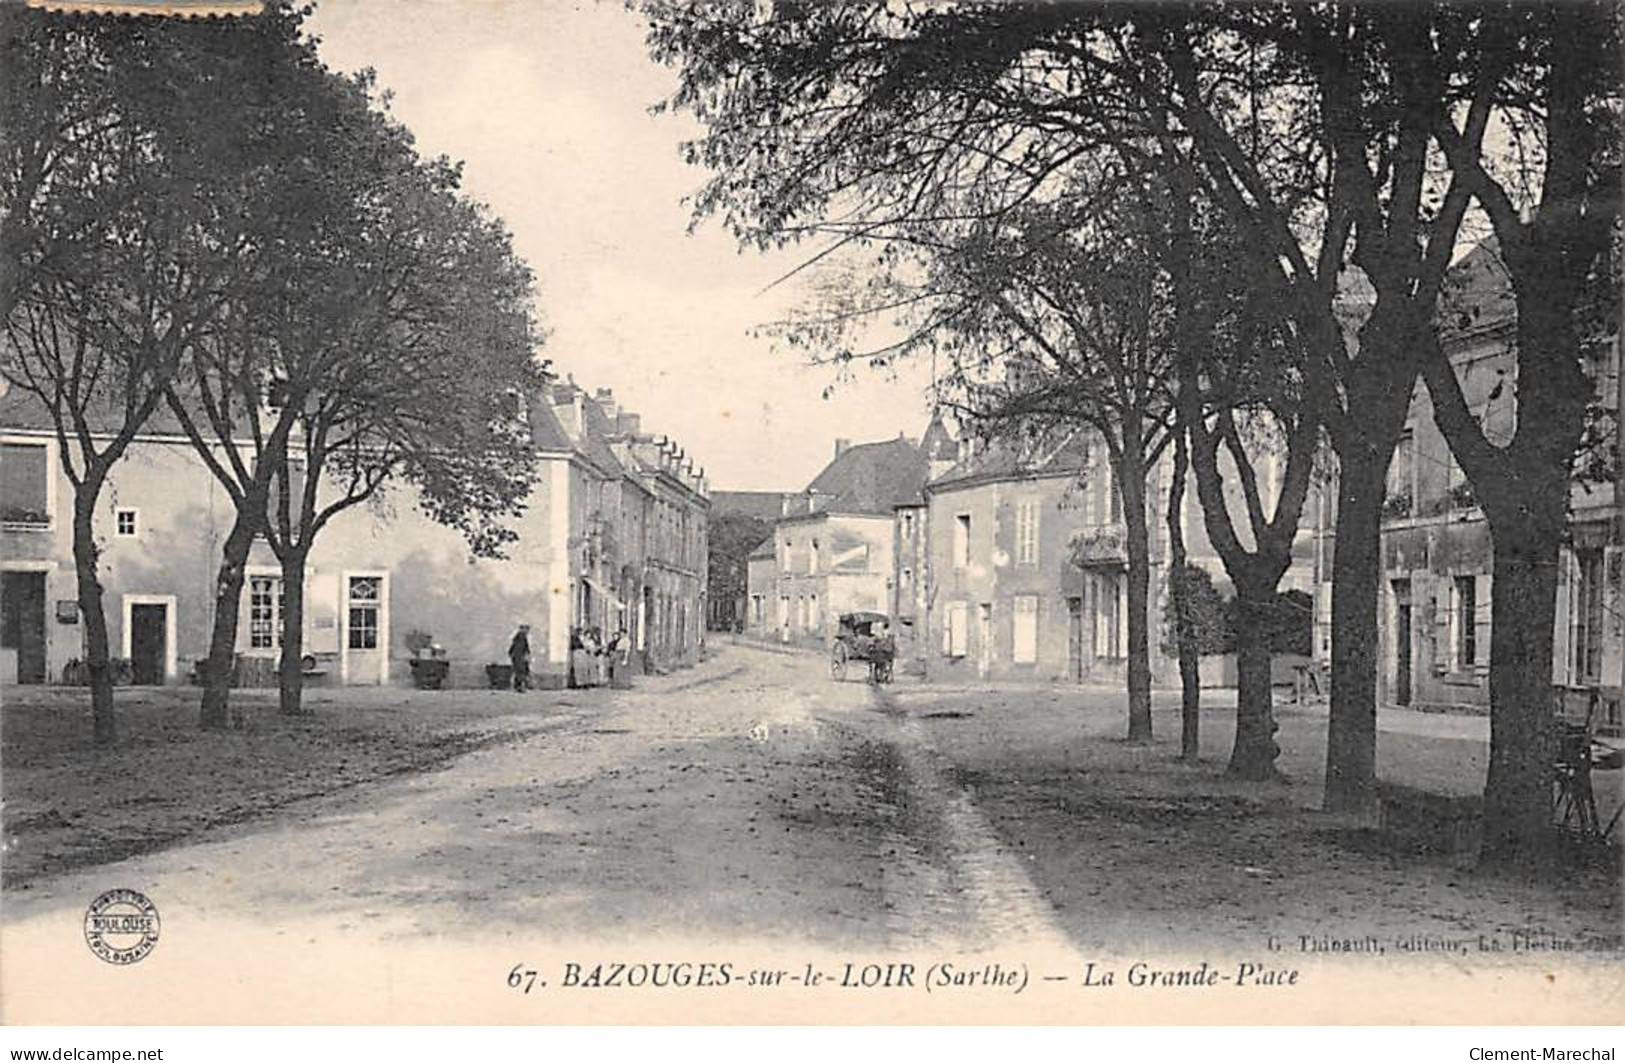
409, 658, 450, 690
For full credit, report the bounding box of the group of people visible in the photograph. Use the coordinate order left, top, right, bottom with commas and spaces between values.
506, 623, 629, 691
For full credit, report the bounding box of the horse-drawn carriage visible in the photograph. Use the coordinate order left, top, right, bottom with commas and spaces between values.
830, 611, 896, 684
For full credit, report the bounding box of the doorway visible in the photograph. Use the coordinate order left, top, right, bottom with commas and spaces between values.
121, 593, 176, 685
343, 573, 387, 685
1, 571, 47, 684
1392, 580, 1412, 707
1067, 597, 1084, 682
130, 603, 168, 685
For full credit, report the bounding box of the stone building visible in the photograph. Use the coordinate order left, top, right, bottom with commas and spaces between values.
743, 433, 930, 648
1370, 244, 1621, 726
0, 379, 709, 689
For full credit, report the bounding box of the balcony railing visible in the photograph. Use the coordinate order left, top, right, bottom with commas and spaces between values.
1069, 523, 1128, 566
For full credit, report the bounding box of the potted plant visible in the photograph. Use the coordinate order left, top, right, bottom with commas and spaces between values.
405, 629, 450, 690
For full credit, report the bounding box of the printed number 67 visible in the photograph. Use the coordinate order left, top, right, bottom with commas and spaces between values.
508, 964, 539, 994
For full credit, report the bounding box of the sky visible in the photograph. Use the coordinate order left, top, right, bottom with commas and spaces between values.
307, 0, 938, 492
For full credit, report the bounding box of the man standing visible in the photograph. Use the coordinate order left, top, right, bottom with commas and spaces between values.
508, 624, 531, 692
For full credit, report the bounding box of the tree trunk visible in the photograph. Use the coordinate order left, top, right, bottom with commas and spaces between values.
1166, 436, 1200, 761
277, 550, 309, 716
1320, 298, 1420, 813
1419, 284, 1586, 868
1478, 507, 1563, 870
1228, 576, 1280, 780
70, 486, 115, 745
199, 509, 260, 731
1121, 467, 1154, 743
1324, 450, 1385, 814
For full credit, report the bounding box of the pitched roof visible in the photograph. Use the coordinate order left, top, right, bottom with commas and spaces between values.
0, 380, 634, 486
526, 396, 574, 452
928, 430, 1089, 491
578, 396, 628, 478
711, 490, 797, 522
747, 534, 776, 560
0, 384, 214, 438
920, 408, 958, 462
802, 436, 929, 515
1437, 237, 1516, 341
0, 388, 56, 432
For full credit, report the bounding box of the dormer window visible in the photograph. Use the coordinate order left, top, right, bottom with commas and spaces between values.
264, 376, 292, 416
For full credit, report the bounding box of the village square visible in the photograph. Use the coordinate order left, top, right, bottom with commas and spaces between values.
0, 0, 1622, 1026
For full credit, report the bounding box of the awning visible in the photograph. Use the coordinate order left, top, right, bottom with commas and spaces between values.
584, 576, 626, 611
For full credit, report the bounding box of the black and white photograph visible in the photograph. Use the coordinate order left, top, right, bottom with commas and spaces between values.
0, 0, 1621, 1035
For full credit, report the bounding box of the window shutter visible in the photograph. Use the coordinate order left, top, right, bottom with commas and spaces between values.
1552, 554, 1572, 685
1117, 577, 1129, 655
1435, 579, 1454, 674
1094, 578, 1108, 655
946, 601, 968, 657
1472, 574, 1491, 673
1013, 595, 1038, 663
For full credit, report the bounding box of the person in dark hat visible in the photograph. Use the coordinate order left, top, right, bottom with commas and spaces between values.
508, 624, 531, 692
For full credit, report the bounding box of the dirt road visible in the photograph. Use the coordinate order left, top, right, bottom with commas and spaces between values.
2, 645, 1066, 954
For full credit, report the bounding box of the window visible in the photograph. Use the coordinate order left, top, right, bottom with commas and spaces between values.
347, 576, 380, 650
945, 601, 968, 657
1013, 594, 1039, 663
902, 512, 915, 541
1094, 573, 1123, 658
263, 375, 292, 415
1445, 452, 1470, 510
249, 576, 284, 650
1016, 499, 1039, 565
954, 514, 972, 568
809, 593, 819, 633
1386, 430, 1414, 517
115, 509, 138, 537
1453, 575, 1476, 671
1575, 550, 1605, 682
0, 441, 49, 525
809, 539, 819, 574
1093, 454, 1121, 525
900, 566, 913, 598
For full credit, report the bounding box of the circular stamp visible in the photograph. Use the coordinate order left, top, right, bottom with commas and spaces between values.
83, 889, 160, 966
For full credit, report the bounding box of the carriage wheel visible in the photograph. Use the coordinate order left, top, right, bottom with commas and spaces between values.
830, 643, 848, 681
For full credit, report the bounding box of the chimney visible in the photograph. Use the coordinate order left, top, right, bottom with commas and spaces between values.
550, 385, 582, 438
616, 411, 642, 437
834, 438, 852, 460
593, 387, 617, 423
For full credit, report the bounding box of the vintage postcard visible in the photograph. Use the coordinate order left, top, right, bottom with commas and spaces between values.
0, 0, 1621, 1030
